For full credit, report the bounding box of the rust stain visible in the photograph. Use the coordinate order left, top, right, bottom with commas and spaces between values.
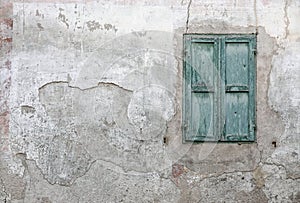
0, 18, 13, 28
172, 163, 185, 178
0, 37, 12, 43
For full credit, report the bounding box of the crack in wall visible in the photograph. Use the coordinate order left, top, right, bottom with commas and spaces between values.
262, 162, 300, 180
284, 0, 291, 39
171, 146, 264, 188
183, 154, 263, 184
38, 81, 133, 93
16, 151, 96, 187
0, 176, 9, 202
254, 0, 258, 32
33, 80, 136, 187
185, 0, 192, 32
36, 138, 93, 186
172, 161, 269, 202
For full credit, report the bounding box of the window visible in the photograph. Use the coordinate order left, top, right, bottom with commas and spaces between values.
183, 34, 256, 142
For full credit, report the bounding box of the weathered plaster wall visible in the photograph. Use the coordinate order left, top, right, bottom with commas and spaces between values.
0, 0, 299, 202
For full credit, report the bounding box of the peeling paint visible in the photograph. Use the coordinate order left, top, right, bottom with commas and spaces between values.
58, 8, 69, 29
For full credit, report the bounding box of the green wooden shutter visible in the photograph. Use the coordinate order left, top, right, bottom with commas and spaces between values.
221, 36, 256, 141
183, 36, 219, 141
183, 34, 256, 142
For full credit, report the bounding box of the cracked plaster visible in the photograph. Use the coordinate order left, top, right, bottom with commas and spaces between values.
0, 0, 299, 202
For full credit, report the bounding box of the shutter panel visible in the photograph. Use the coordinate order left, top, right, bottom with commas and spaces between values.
222, 38, 255, 141
184, 37, 218, 141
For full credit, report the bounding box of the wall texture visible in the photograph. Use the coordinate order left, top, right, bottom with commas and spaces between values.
0, 0, 299, 202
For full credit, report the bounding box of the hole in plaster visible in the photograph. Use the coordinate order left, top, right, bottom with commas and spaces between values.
272, 141, 277, 148
163, 137, 168, 145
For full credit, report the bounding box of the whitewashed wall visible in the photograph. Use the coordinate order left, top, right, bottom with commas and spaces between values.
0, 0, 299, 202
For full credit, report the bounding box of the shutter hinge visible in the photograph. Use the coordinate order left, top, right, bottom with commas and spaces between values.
222, 121, 226, 137
249, 122, 256, 131
251, 48, 257, 55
